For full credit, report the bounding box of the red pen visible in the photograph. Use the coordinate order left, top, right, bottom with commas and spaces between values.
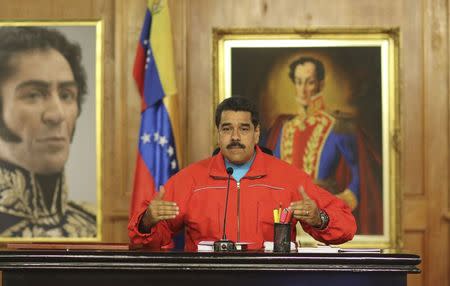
285, 209, 293, 223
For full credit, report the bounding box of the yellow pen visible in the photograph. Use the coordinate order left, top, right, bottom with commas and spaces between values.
273, 209, 280, 223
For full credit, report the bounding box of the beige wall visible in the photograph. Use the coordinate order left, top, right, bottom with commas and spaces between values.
0, 1, 448, 286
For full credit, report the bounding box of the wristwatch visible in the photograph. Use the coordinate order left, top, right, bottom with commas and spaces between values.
317, 210, 329, 230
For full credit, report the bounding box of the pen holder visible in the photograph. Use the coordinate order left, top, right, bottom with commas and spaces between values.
273, 223, 291, 253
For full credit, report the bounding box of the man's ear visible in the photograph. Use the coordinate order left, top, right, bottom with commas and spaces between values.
255, 125, 261, 144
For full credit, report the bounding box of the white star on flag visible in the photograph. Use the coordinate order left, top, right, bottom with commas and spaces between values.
159, 136, 168, 146
167, 146, 174, 157
140, 133, 151, 144
171, 159, 177, 170
153, 132, 160, 142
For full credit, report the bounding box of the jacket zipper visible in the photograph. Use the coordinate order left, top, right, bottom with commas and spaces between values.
212, 174, 263, 242
236, 181, 240, 241
236, 176, 263, 241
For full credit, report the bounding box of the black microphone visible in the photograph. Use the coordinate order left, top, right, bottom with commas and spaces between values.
214, 167, 236, 252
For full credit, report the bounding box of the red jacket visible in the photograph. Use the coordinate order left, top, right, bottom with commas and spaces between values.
128, 147, 356, 250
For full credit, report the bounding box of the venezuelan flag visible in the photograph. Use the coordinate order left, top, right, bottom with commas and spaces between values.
129, 0, 182, 248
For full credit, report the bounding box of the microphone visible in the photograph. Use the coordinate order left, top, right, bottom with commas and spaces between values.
214, 167, 236, 252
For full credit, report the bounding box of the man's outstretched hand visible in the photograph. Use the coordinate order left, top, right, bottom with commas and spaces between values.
289, 186, 322, 227
141, 186, 179, 228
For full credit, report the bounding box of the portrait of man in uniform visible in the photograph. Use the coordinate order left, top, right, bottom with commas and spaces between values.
263, 53, 383, 235
0, 26, 99, 239
215, 31, 398, 245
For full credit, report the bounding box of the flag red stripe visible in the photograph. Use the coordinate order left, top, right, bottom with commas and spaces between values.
130, 154, 156, 215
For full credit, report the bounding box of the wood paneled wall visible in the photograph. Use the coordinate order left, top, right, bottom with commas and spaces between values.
0, 1, 448, 286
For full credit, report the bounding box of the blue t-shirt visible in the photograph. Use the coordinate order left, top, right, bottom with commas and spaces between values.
224, 152, 256, 182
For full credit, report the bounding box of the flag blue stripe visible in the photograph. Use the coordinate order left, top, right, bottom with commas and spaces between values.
138, 101, 178, 190
140, 10, 165, 107
144, 54, 165, 106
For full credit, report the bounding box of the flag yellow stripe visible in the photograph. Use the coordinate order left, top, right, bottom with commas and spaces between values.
149, 0, 183, 167
148, 0, 177, 96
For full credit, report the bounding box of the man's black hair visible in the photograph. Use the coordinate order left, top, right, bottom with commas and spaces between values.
0, 27, 87, 142
215, 97, 259, 128
288, 56, 325, 82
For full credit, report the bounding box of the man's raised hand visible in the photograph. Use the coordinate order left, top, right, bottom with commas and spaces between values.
144, 186, 179, 227
289, 186, 321, 227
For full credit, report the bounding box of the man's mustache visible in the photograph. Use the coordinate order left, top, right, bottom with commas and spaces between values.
227, 142, 245, 149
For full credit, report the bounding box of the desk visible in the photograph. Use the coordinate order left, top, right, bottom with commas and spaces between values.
0, 249, 420, 286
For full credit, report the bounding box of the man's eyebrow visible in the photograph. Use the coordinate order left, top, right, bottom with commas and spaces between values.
58, 81, 78, 89
15, 80, 50, 90
15, 80, 78, 91
220, 122, 232, 127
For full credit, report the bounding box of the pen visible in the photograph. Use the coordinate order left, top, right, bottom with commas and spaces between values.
280, 208, 289, 223
273, 209, 280, 223
285, 209, 293, 223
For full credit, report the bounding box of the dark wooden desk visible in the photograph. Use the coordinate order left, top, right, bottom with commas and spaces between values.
0, 249, 420, 286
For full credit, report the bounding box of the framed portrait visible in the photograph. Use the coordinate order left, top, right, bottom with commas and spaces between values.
0, 20, 103, 241
213, 28, 400, 248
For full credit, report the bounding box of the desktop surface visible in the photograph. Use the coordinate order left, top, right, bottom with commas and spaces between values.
0, 248, 420, 286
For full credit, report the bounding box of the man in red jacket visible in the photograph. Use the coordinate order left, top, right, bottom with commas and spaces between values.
128, 97, 356, 250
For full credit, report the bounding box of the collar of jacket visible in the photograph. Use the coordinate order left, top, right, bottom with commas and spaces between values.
0, 158, 67, 220
208, 146, 267, 179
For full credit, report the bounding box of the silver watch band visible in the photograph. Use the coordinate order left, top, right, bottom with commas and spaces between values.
317, 210, 329, 230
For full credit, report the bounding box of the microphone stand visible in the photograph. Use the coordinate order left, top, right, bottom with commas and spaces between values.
214, 167, 236, 252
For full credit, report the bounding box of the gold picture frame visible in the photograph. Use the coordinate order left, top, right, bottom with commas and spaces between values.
0, 20, 103, 241
213, 28, 400, 249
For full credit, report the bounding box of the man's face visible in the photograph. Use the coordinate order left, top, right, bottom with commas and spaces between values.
0, 49, 79, 174
293, 62, 324, 107
217, 111, 260, 165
